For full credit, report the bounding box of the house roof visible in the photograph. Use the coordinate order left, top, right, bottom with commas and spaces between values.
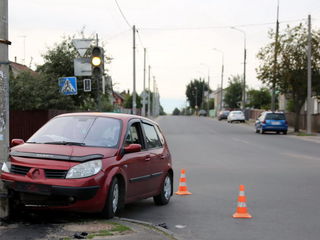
9, 62, 38, 77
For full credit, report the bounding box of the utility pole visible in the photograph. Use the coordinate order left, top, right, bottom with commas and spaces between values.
230, 27, 246, 110
307, 14, 312, 134
148, 65, 151, 117
220, 60, 224, 111
153, 76, 156, 117
271, 0, 280, 112
0, 0, 10, 218
132, 25, 136, 115
142, 48, 146, 117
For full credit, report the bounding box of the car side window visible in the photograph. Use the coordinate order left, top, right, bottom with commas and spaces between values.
125, 122, 145, 149
142, 123, 162, 149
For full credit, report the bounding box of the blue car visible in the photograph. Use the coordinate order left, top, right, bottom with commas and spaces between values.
255, 112, 288, 134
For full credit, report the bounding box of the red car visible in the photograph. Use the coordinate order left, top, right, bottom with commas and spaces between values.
1, 113, 173, 218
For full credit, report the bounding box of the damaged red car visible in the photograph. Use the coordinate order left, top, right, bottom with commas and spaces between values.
1, 113, 173, 218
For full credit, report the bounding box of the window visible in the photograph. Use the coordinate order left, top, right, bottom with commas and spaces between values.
142, 123, 162, 149
125, 122, 144, 148
265, 113, 286, 120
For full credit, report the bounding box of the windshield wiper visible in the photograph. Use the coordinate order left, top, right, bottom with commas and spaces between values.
43, 141, 86, 146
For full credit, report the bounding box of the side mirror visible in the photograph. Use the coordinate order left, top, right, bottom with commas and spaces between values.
11, 139, 25, 147
124, 144, 141, 153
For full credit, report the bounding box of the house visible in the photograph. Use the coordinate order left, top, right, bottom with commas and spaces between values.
9, 61, 37, 78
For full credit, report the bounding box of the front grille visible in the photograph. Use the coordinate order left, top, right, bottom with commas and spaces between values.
45, 169, 67, 179
11, 165, 31, 175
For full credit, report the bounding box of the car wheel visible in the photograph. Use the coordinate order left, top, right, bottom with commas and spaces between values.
255, 129, 260, 133
283, 130, 287, 135
276, 131, 280, 134
153, 173, 172, 206
102, 178, 120, 219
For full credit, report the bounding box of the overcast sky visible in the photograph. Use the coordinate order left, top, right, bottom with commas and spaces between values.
9, 0, 320, 113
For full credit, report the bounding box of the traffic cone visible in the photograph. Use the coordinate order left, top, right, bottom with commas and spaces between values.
175, 169, 192, 195
233, 185, 252, 218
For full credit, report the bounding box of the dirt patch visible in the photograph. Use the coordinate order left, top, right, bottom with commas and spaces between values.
63, 221, 114, 232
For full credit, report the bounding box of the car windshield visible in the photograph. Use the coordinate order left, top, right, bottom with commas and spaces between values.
265, 113, 286, 120
232, 111, 243, 115
27, 116, 121, 148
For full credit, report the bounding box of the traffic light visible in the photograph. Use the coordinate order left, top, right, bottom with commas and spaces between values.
91, 46, 104, 77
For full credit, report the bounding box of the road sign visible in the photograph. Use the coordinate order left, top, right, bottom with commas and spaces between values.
83, 79, 91, 92
74, 58, 91, 76
58, 77, 77, 95
72, 39, 93, 57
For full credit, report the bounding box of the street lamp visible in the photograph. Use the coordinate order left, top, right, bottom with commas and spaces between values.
212, 48, 224, 112
230, 27, 246, 111
200, 63, 210, 114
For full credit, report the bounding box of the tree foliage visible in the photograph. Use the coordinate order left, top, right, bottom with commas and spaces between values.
185, 78, 210, 109
172, 108, 181, 115
223, 75, 243, 109
257, 23, 320, 131
247, 87, 271, 110
10, 36, 113, 111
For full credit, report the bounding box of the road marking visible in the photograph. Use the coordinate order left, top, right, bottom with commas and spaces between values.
282, 152, 320, 161
231, 137, 250, 145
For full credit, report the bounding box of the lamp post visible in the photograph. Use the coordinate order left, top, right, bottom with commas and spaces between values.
230, 27, 246, 111
200, 63, 210, 114
212, 48, 224, 112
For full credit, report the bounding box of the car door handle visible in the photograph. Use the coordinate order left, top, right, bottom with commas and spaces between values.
145, 155, 151, 161
160, 155, 165, 160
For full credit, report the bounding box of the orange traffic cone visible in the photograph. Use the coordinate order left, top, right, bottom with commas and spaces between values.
233, 185, 252, 218
175, 169, 192, 195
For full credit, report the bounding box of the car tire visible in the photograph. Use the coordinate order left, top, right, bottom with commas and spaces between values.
102, 178, 120, 219
153, 173, 172, 206
255, 129, 260, 133
283, 130, 287, 135
276, 131, 280, 134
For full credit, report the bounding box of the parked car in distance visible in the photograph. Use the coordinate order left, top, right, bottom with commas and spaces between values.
227, 111, 245, 123
218, 110, 230, 120
1, 113, 173, 219
255, 111, 288, 134
198, 109, 207, 117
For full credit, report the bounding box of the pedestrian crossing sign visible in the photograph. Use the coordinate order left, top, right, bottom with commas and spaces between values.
58, 77, 78, 95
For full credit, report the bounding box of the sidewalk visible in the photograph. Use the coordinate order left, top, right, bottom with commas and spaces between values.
0, 215, 179, 240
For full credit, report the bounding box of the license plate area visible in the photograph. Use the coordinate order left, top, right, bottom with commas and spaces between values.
14, 182, 51, 195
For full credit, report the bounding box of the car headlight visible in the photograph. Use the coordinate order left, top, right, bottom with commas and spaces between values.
66, 160, 102, 179
1, 161, 11, 173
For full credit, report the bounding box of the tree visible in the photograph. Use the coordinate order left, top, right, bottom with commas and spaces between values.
123, 94, 142, 109
9, 71, 76, 110
257, 23, 320, 131
35, 36, 112, 111
223, 75, 243, 109
159, 105, 166, 115
247, 87, 271, 109
172, 108, 181, 115
185, 78, 210, 109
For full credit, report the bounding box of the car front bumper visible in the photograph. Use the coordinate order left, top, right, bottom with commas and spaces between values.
1, 171, 107, 212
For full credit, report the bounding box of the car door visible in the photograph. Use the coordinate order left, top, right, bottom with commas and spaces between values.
141, 121, 167, 195
121, 120, 152, 199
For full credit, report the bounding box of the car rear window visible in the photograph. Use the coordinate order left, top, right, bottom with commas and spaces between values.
265, 113, 286, 120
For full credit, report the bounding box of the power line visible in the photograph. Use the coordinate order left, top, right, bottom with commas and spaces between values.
139, 18, 306, 31
114, 0, 132, 29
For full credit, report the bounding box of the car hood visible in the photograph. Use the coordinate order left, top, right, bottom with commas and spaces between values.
10, 143, 118, 162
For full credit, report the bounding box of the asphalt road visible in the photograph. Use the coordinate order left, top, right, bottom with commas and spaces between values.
120, 116, 320, 240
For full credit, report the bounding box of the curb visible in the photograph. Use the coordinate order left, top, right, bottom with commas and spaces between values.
116, 217, 180, 240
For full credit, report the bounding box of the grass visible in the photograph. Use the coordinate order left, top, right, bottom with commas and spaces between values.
62, 221, 131, 240
296, 132, 316, 136
86, 222, 131, 239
